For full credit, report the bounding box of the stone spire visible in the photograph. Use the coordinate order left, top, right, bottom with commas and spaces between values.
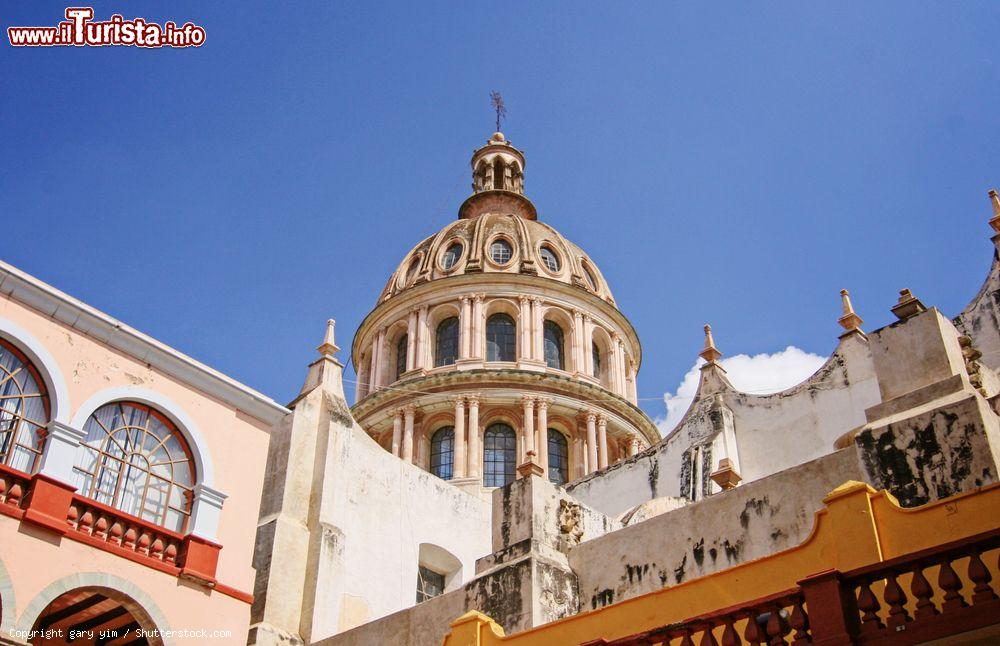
838, 289, 864, 336
699, 324, 723, 363
988, 188, 1000, 235
317, 319, 340, 358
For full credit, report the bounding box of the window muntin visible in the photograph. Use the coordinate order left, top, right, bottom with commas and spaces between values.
483, 423, 516, 487
73, 402, 194, 532
396, 334, 408, 381
441, 243, 463, 270
486, 314, 516, 362
592, 342, 602, 379
547, 429, 569, 485
539, 245, 560, 272
489, 239, 513, 265
430, 426, 454, 480
0, 339, 50, 473
543, 321, 565, 370
435, 317, 460, 367
416, 565, 445, 603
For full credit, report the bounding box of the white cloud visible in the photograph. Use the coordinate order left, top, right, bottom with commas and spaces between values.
655, 346, 827, 436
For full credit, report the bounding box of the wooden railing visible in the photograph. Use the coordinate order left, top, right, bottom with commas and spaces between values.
581, 530, 1000, 646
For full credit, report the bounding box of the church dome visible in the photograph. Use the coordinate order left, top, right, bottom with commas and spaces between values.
378, 131, 614, 305
378, 213, 615, 305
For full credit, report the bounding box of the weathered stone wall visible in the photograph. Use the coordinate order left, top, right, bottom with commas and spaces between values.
568, 448, 863, 610
565, 334, 880, 520
956, 245, 1000, 373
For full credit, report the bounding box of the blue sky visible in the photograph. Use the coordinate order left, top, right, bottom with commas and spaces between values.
2, 2, 998, 423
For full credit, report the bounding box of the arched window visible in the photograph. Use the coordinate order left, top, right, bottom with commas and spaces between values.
0, 338, 50, 473
396, 334, 408, 381
441, 243, 463, 270
539, 246, 561, 272
486, 314, 516, 362
430, 427, 454, 480
74, 402, 194, 532
547, 429, 569, 485
592, 342, 602, 379
435, 317, 459, 367
543, 321, 565, 370
483, 423, 516, 487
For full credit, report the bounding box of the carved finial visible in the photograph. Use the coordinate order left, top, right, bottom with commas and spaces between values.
838, 289, 864, 334
890, 288, 927, 321
317, 319, 340, 357
989, 189, 1000, 234
699, 324, 722, 363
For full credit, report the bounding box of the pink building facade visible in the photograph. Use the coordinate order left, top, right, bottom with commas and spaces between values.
0, 261, 288, 646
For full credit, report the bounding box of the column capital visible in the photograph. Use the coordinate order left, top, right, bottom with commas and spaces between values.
521, 395, 536, 408
518, 295, 530, 305
530, 296, 542, 305
465, 393, 481, 407
452, 395, 467, 408
394, 407, 406, 419
585, 411, 598, 423
474, 293, 485, 304
535, 397, 552, 411
597, 414, 608, 427
402, 404, 417, 415
460, 294, 471, 304
583, 314, 593, 324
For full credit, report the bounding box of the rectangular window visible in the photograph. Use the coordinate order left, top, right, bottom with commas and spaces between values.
416, 565, 445, 603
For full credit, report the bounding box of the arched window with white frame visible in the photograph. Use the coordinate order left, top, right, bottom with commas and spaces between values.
0, 338, 50, 473
73, 401, 195, 532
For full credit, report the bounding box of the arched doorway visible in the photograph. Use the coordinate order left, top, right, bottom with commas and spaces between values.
29, 587, 161, 646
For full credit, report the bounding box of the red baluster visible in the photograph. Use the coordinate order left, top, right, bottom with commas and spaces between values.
883, 575, 912, 628
765, 607, 790, 646
910, 566, 938, 619
7, 482, 22, 505
79, 509, 94, 533
967, 550, 997, 605
137, 531, 151, 555
94, 515, 108, 538
150, 537, 164, 560
699, 625, 719, 646
743, 612, 764, 645
937, 559, 968, 612
164, 542, 178, 564
0, 476, 7, 501
788, 600, 809, 645
679, 631, 696, 646
856, 582, 884, 633
721, 619, 742, 646
124, 526, 137, 549
109, 520, 124, 545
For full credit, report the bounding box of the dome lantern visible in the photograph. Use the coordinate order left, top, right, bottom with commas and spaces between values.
459, 132, 537, 221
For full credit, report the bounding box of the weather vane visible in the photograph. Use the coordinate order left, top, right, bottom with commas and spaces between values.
490, 91, 506, 132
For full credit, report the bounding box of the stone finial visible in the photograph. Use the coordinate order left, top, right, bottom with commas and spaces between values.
517, 450, 544, 478
838, 289, 864, 334
890, 288, 927, 321
709, 458, 743, 491
317, 319, 340, 357
699, 324, 722, 363
989, 189, 1000, 234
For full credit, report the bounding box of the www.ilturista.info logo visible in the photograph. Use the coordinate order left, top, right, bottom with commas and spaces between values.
8, 7, 205, 48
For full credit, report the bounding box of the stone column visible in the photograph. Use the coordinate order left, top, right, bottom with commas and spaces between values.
454, 397, 467, 478
368, 339, 379, 392
518, 296, 531, 361
406, 311, 417, 371
572, 310, 584, 373
597, 415, 609, 469
521, 396, 535, 462
473, 294, 485, 358
627, 361, 638, 403
586, 413, 598, 474
374, 328, 388, 389
467, 394, 481, 479
391, 410, 403, 456
627, 436, 638, 458
460, 296, 472, 359
418, 306, 429, 369
575, 435, 587, 478
536, 399, 549, 478
532, 298, 544, 362
402, 405, 415, 463
583, 316, 594, 376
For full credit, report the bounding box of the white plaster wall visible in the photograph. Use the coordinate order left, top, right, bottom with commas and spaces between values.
311, 419, 492, 640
